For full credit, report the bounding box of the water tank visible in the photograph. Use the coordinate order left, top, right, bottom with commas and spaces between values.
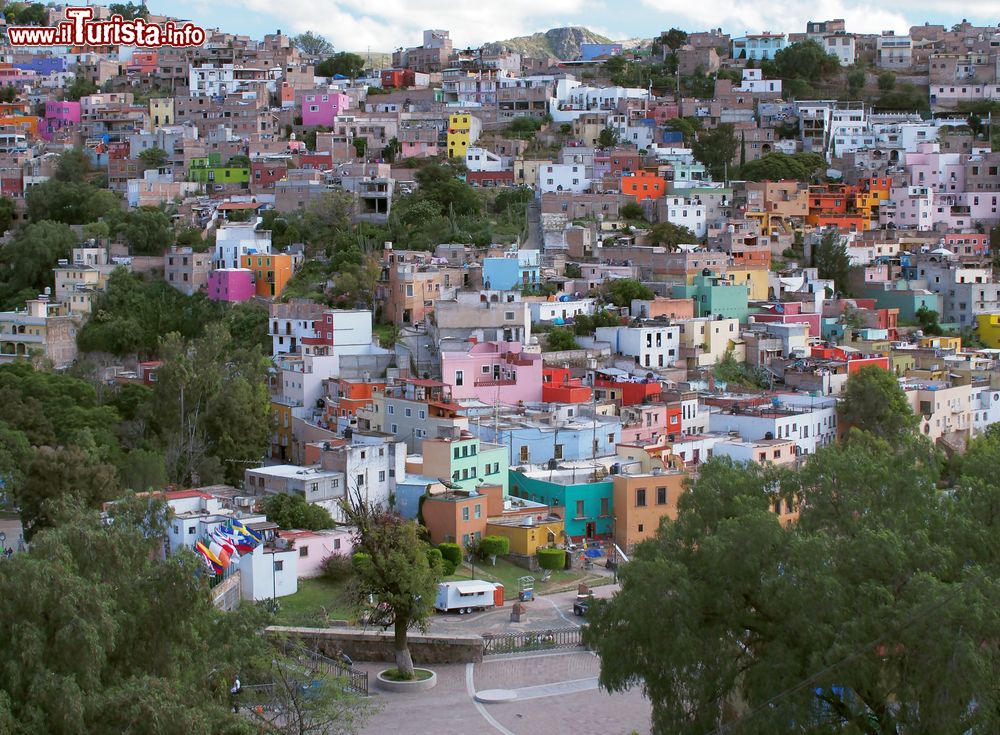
343, 427, 353, 440
764, 431, 774, 440
610, 463, 621, 475
547, 458, 559, 470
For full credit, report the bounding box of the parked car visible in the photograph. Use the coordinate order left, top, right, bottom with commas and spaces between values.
573, 595, 592, 616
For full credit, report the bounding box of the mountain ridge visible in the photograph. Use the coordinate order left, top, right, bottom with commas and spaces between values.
482, 26, 613, 61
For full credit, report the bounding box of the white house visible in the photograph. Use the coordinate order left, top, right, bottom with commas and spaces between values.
213, 219, 271, 270
708, 393, 838, 456
538, 163, 591, 193
595, 323, 681, 369
465, 146, 504, 172
736, 68, 782, 95
664, 196, 708, 238
163, 489, 265, 555
529, 297, 599, 323
238, 541, 298, 601
971, 384, 1000, 438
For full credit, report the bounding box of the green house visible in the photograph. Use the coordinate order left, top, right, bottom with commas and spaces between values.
672, 272, 750, 322
508, 467, 613, 540
188, 153, 250, 185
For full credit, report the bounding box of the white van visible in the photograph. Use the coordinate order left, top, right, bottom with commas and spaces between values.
434, 580, 499, 614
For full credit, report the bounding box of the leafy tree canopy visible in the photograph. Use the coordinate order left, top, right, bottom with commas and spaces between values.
839, 365, 919, 441
604, 278, 654, 307
740, 152, 826, 182
0, 220, 77, 309
315, 52, 365, 79
294, 31, 334, 57
263, 493, 335, 531
765, 39, 840, 81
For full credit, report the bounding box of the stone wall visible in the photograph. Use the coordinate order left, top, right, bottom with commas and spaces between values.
267, 625, 485, 664
212, 571, 241, 611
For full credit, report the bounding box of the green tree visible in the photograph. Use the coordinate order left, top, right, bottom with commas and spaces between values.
65, 73, 98, 101
18, 445, 120, 541
546, 327, 579, 351
587, 438, 998, 735
381, 136, 401, 163
0, 422, 30, 507
664, 116, 702, 145
598, 126, 619, 148
507, 116, 542, 140
839, 365, 919, 440
107, 2, 149, 19
812, 232, 851, 295
878, 71, 896, 91
0, 196, 15, 234
0, 220, 77, 308
118, 448, 167, 492
137, 146, 168, 169
344, 496, 442, 679
915, 304, 944, 336
413, 160, 481, 217
25, 177, 119, 225
769, 39, 840, 81
620, 202, 645, 220
660, 28, 688, 53
0, 497, 296, 733
108, 206, 173, 255
315, 52, 366, 79
604, 278, 654, 307
263, 492, 334, 531
740, 152, 826, 182
293, 31, 334, 57
692, 123, 738, 180
477, 535, 509, 565
647, 221, 697, 249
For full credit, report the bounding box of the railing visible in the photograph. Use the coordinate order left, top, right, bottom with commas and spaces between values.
482, 626, 587, 656
283, 644, 369, 696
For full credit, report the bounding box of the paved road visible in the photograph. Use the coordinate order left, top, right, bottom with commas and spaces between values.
357, 650, 651, 735
522, 197, 542, 250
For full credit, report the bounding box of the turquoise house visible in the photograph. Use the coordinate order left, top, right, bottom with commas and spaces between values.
508, 467, 613, 540
672, 272, 750, 322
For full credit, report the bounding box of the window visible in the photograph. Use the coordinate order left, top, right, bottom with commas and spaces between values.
462, 507, 470, 521
405, 407, 412, 417
636, 488, 647, 507
188, 526, 195, 535
388, 405, 394, 414
482, 364, 490, 374
474, 504, 482, 519
356, 474, 364, 487
455, 370, 464, 386
504, 311, 515, 320
273, 560, 284, 572
309, 482, 318, 495
576, 500, 585, 518
656, 486, 667, 505
299, 545, 309, 557
334, 538, 341, 550
601, 497, 609, 516
638, 524, 644, 533
379, 470, 386, 482
554, 444, 564, 459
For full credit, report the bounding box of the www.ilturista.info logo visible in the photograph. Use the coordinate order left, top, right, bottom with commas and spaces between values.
7, 7, 206, 48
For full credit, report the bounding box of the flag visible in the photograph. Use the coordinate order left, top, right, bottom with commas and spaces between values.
195, 541, 223, 575
211, 527, 240, 563
209, 540, 231, 569
229, 520, 262, 553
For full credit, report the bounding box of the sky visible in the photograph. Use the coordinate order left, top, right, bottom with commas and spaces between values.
156, 0, 1000, 53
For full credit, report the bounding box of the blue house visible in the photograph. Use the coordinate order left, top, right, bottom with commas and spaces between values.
483, 249, 540, 290
470, 413, 621, 465
732, 33, 787, 61
509, 467, 614, 540
580, 43, 623, 61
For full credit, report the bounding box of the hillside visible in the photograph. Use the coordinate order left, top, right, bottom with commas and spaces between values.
483, 26, 613, 61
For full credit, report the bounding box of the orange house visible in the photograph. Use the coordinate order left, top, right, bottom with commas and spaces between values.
240, 253, 294, 298
542, 367, 592, 403
0, 114, 39, 138
421, 484, 505, 547
325, 378, 385, 422
611, 469, 688, 551
620, 171, 666, 203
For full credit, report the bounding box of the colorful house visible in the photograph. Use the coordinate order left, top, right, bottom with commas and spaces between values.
542, 367, 592, 403
612, 467, 687, 551
206, 268, 255, 302
620, 171, 666, 203
301, 91, 350, 128
41, 100, 80, 140
421, 484, 504, 547
671, 272, 750, 322
240, 253, 294, 298
977, 313, 1000, 348
440, 341, 543, 405
447, 112, 480, 158
509, 466, 613, 541
188, 153, 250, 186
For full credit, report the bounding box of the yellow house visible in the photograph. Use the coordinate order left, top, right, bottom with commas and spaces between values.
919, 335, 961, 352
271, 399, 294, 461
724, 267, 769, 301
447, 112, 480, 158
977, 314, 1000, 349
485, 515, 564, 557
149, 97, 174, 129
677, 315, 745, 369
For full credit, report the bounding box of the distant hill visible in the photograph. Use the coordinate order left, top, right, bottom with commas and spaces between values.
482, 27, 613, 61
348, 51, 393, 70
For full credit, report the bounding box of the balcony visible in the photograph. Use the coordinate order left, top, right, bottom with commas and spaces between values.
475, 378, 516, 387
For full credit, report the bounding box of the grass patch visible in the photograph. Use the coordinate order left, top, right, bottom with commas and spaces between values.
381, 668, 433, 682
273, 577, 355, 627
445, 557, 604, 596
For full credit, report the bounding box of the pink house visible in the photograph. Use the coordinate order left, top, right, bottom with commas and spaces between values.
753, 302, 821, 338
207, 268, 255, 302
280, 529, 355, 578
440, 341, 543, 405
300, 91, 350, 128
944, 232, 989, 256
41, 99, 80, 141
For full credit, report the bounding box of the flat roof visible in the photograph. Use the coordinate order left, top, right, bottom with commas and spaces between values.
248, 464, 341, 479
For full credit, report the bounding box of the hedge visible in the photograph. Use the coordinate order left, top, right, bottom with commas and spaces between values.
536, 547, 566, 570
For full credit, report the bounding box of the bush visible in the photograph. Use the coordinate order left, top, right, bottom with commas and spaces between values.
478, 535, 510, 563
537, 547, 566, 570
438, 542, 462, 573
320, 553, 354, 582
426, 547, 445, 572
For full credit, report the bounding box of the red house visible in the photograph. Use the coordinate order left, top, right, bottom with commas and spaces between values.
542, 368, 592, 403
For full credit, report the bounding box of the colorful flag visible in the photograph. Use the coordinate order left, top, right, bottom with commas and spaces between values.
211, 527, 240, 563
229, 520, 262, 553
209, 540, 231, 568
195, 541, 223, 575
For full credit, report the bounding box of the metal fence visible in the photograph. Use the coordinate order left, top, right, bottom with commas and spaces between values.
303, 648, 369, 697
482, 626, 587, 656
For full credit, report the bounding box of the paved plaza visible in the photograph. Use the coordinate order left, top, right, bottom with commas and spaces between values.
356, 650, 651, 735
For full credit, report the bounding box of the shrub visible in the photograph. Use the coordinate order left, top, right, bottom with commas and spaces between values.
438, 542, 462, 572
537, 547, 566, 570
478, 535, 510, 564
426, 547, 445, 573
320, 553, 354, 582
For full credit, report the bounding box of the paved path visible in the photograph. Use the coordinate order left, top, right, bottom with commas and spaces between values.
357, 650, 650, 735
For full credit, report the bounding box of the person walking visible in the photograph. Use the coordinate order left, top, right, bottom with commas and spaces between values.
230, 675, 241, 713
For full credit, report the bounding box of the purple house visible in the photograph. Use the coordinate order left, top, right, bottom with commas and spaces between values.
14, 58, 65, 75
207, 268, 255, 302
41, 100, 80, 141
301, 91, 349, 128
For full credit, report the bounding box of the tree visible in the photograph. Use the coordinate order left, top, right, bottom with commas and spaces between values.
770, 39, 840, 81
0, 220, 77, 308
25, 175, 119, 225
0, 422, 30, 507
604, 278, 654, 307
586, 439, 999, 735
136, 146, 168, 169
915, 304, 943, 336
647, 221, 697, 249
381, 137, 401, 163
3, 2, 47, 26
507, 116, 542, 140
477, 535, 509, 565
620, 202, 645, 220
413, 160, 481, 217
437, 542, 462, 574
598, 126, 619, 148
118, 448, 167, 492
875, 82, 929, 113
0, 196, 15, 234
18, 445, 120, 541
536, 547, 565, 570
846, 66, 867, 97
108, 206, 173, 255
343, 495, 442, 679
293, 31, 333, 57
107, 2, 149, 20
839, 365, 919, 441
315, 52, 365, 79
878, 71, 896, 92
812, 232, 851, 295
660, 28, 688, 53
740, 152, 826, 182
263, 493, 334, 531
65, 73, 98, 101
546, 328, 579, 351
0, 497, 296, 733
664, 116, 702, 146
692, 123, 738, 180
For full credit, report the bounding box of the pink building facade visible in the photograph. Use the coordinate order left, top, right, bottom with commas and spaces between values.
300, 91, 350, 128
753, 302, 821, 337
280, 529, 355, 578
41, 99, 80, 140
207, 268, 255, 302
440, 341, 543, 405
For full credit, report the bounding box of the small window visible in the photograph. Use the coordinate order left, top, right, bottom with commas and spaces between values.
455, 370, 464, 386
273, 560, 284, 572
636, 488, 647, 507
299, 546, 309, 557
379, 470, 386, 482
656, 486, 667, 505
462, 507, 470, 521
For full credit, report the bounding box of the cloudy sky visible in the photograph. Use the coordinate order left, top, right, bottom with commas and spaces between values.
156, 0, 999, 52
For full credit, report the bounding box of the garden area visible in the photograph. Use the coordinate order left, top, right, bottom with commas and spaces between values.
272, 577, 356, 627
444, 556, 611, 596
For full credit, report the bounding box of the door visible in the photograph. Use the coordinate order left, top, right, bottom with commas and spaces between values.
585, 522, 596, 539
